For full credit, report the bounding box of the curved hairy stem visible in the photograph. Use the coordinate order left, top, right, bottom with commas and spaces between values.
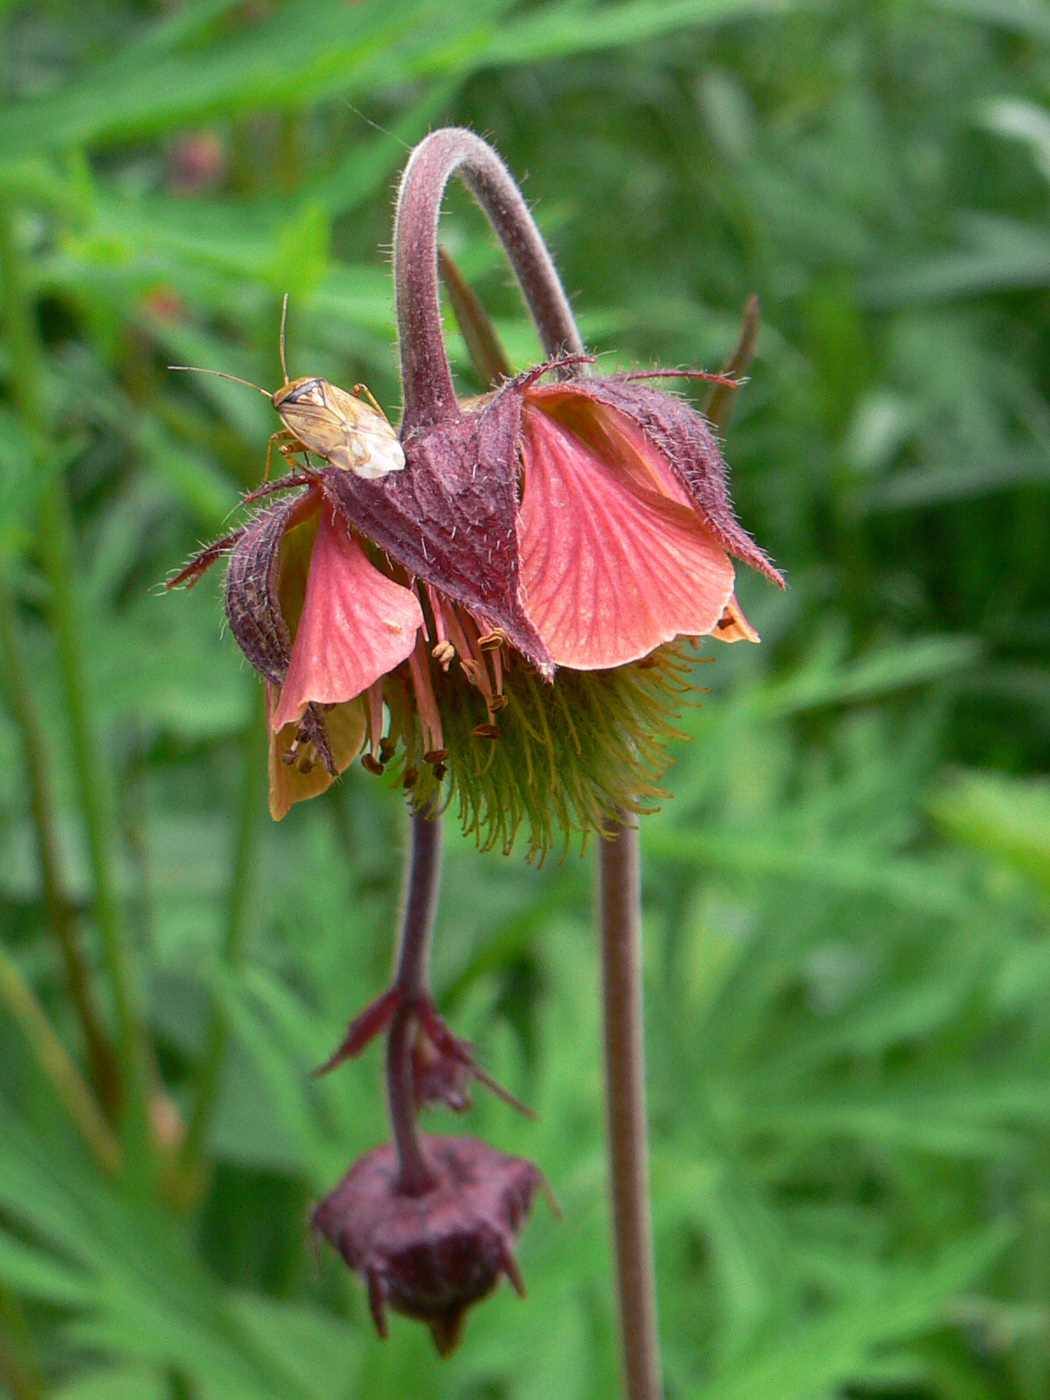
393, 126, 584, 430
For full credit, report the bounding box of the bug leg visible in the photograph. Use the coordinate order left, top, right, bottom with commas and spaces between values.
264, 430, 290, 482
265, 429, 307, 481
351, 383, 388, 419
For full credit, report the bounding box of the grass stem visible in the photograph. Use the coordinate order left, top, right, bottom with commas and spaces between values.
0, 203, 153, 1186
0, 568, 122, 1115
0, 942, 122, 1175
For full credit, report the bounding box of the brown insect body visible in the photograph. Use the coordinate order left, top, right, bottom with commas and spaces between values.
272, 376, 405, 480
169, 298, 405, 481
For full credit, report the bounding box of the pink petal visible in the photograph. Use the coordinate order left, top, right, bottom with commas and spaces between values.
272, 502, 423, 730
527, 384, 693, 508
518, 406, 735, 670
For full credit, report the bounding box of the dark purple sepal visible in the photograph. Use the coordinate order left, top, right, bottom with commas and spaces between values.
321, 387, 553, 677
222, 488, 336, 774
222, 496, 299, 689
313, 1135, 540, 1356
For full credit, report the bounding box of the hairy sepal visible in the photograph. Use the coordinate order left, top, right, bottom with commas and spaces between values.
223, 490, 335, 773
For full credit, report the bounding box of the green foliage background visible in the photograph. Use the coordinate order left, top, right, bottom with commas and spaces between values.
3, 0, 1050, 1395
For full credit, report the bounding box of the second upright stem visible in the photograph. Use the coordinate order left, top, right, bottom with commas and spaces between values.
599, 818, 663, 1400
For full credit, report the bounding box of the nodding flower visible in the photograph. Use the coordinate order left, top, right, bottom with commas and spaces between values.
169, 128, 781, 853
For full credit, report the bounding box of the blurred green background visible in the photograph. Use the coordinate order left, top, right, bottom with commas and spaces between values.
3, 0, 1050, 1396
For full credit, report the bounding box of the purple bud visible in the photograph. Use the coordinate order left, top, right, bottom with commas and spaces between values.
313, 1135, 541, 1356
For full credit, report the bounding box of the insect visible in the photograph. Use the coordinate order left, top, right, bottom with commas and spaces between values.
170, 296, 405, 481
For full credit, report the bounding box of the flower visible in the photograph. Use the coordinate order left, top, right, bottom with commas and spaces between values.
313, 1135, 542, 1356
171, 357, 782, 845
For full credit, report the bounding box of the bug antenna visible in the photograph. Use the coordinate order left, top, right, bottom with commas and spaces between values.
279, 293, 290, 384
168, 366, 272, 398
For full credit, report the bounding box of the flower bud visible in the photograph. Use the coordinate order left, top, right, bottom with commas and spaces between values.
313, 1134, 541, 1356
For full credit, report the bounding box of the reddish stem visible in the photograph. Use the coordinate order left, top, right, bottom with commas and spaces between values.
599, 818, 663, 1400
385, 807, 442, 1195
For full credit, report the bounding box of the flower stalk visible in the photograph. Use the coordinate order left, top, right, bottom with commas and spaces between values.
393, 126, 584, 432
386, 807, 443, 1196
599, 818, 661, 1400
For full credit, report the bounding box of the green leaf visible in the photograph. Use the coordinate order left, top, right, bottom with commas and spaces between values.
690, 1229, 1010, 1400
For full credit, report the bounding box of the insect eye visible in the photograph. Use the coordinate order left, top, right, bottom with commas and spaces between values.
283, 379, 327, 407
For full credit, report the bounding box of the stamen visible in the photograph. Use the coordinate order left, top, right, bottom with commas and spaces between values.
472, 724, 500, 740
282, 725, 311, 766
459, 658, 486, 688
431, 640, 456, 670
487, 641, 504, 700
441, 605, 474, 664
453, 610, 496, 705
362, 753, 385, 775
408, 634, 445, 756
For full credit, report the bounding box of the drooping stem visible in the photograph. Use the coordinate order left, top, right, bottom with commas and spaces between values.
386, 807, 443, 1195
393, 126, 585, 430
599, 817, 662, 1400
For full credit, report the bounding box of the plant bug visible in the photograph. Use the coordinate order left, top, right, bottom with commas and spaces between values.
169, 296, 405, 481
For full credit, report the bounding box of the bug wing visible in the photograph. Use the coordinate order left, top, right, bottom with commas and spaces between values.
327, 424, 406, 479
324, 390, 405, 479
277, 395, 347, 456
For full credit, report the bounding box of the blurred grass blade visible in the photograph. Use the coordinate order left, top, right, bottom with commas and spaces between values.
483, 0, 798, 65
692, 1229, 1010, 1400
